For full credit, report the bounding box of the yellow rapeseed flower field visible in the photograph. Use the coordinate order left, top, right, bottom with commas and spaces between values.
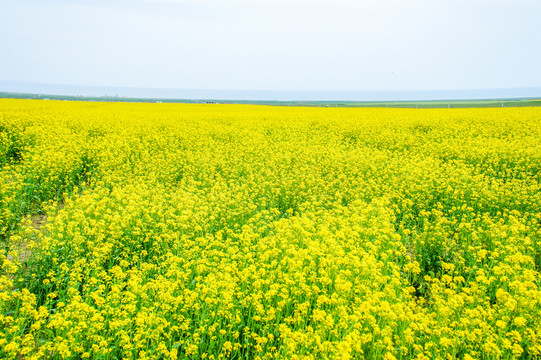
1, 99, 541, 359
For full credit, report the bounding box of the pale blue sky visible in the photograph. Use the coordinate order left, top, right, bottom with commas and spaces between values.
1, 0, 540, 94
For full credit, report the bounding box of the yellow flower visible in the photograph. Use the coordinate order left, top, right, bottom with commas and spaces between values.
513, 316, 527, 327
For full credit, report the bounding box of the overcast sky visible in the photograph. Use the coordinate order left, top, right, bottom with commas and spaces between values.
1, 0, 540, 93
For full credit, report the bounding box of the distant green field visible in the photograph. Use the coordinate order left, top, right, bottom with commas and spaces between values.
1, 91, 540, 108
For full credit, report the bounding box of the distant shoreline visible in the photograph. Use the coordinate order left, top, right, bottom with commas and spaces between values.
1, 80, 541, 102
1, 90, 541, 109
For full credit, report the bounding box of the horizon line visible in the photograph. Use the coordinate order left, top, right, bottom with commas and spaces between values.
1, 80, 541, 102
